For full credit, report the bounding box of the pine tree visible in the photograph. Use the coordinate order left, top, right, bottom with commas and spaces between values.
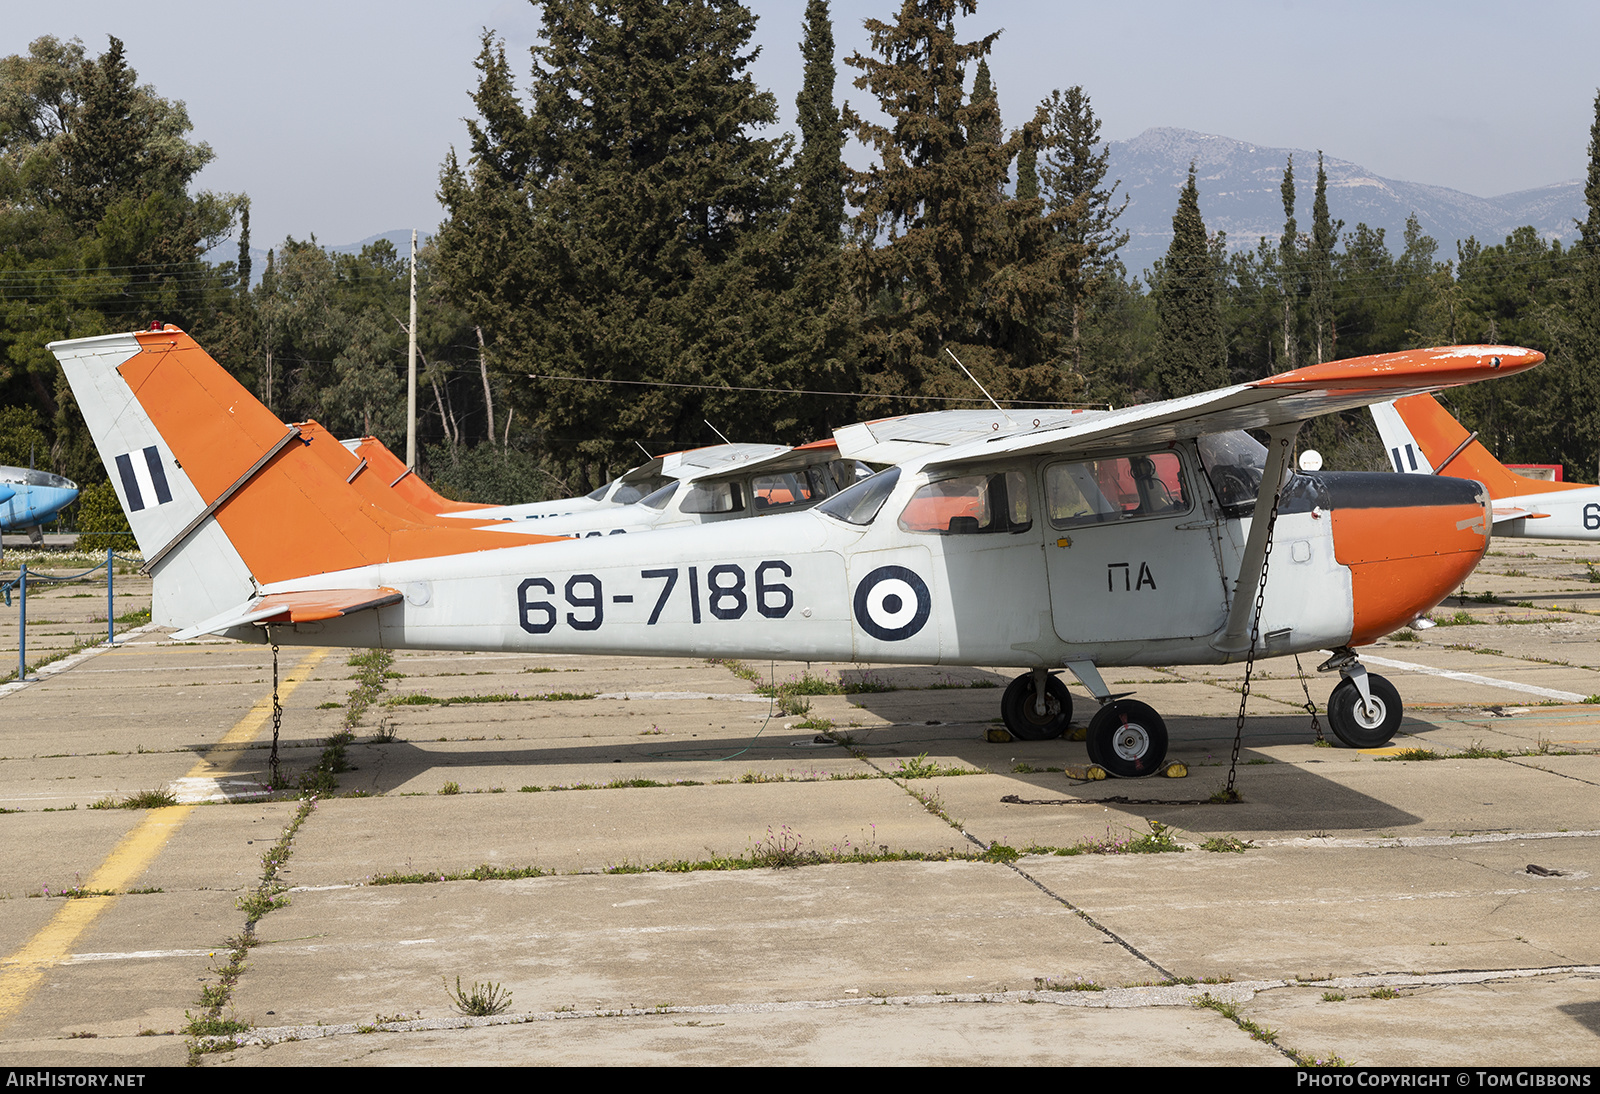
844, 0, 1072, 410
1153, 165, 1227, 397
436, 4, 794, 485
1307, 152, 1343, 362
1035, 86, 1127, 375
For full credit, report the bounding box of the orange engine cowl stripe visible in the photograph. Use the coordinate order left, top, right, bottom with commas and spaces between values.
1332, 501, 1490, 645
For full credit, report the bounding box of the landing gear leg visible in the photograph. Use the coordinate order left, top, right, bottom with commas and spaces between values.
1319, 648, 1403, 748
1062, 660, 1169, 777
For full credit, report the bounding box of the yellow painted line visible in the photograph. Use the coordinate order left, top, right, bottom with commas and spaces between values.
0, 647, 329, 1029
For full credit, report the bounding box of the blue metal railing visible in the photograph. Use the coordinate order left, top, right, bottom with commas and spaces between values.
2, 549, 142, 683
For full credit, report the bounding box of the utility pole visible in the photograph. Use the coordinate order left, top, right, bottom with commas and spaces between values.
406, 229, 418, 469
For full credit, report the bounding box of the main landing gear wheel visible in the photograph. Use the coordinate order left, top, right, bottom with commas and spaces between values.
1325, 674, 1402, 748
1000, 673, 1073, 740
1086, 700, 1168, 778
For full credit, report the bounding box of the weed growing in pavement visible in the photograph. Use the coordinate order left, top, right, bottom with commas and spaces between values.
1193, 993, 1276, 1042
188, 796, 320, 1061
1369, 987, 1400, 999
438, 781, 461, 795
446, 977, 513, 1017
1200, 836, 1253, 853
387, 691, 594, 706
88, 787, 179, 810
1031, 821, 1186, 856
368, 863, 550, 885
344, 648, 395, 727
1321, 992, 1346, 1002
298, 729, 354, 792
1379, 748, 1441, 762
893, 752, 978, 779
1034, 977, 1105, 992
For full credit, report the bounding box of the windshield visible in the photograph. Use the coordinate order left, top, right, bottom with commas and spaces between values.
611, 475, 672, 505
1196, 431, 1267, 517
638, 482, 679, 510
817, 467, 901, 526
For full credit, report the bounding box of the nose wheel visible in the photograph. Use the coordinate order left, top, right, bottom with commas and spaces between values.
1086, 700, 1168, 778
1325, 672, 1402, 748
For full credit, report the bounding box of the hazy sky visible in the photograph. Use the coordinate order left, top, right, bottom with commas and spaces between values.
11, 1, 1598, 249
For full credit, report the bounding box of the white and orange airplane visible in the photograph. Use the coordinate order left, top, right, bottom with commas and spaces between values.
1371, 393, 1600, 540
343, 434, 864, 535
51, 328, 1539, 773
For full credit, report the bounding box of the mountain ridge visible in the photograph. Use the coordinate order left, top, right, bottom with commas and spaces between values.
1108, 127, 1583, 277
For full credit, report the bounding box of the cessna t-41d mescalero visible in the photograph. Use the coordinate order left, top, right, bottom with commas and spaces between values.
342, 432, 866, 533
1372, 392, 1600, 541
51, 328, 1539, 775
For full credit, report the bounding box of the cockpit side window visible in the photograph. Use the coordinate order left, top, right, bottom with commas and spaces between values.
681, 480, 746, 514
1045, 452, 1190, 529
753, 470, 827, 511
898, 470, 1032, 535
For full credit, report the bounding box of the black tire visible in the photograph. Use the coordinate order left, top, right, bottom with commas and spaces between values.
1087, 700, 1168, 778
1325, 674, 1402, 748
1000, 673, 1073, 741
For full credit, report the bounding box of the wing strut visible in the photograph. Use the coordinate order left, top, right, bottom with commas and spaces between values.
1215, 422, 1303, 653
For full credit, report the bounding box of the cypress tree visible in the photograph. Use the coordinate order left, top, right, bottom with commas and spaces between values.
236, 197, 251, 295
1278, 155, 1299, 371
969, 59, 1003, 203
1015, 144, 1039, 201
1307, 151, 1342, 362
1153, 164, 1227, 397
792, 0, 844, 257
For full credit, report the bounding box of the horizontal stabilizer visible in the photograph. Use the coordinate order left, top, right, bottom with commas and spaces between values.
172, 587, 402, 640
1492, 507, 1549, 522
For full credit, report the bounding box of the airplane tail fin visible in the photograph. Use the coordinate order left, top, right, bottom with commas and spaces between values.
1371, 393, 1588, 499
50, 327, 557, 630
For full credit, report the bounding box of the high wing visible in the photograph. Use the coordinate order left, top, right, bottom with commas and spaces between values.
835, 410, 1091, 465
915, 346, 1541, 470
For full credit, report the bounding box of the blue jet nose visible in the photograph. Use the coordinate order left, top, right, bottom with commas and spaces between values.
0, 467, 80, 530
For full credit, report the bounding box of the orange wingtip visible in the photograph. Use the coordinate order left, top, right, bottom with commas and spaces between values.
1255, 346, 1543, 390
